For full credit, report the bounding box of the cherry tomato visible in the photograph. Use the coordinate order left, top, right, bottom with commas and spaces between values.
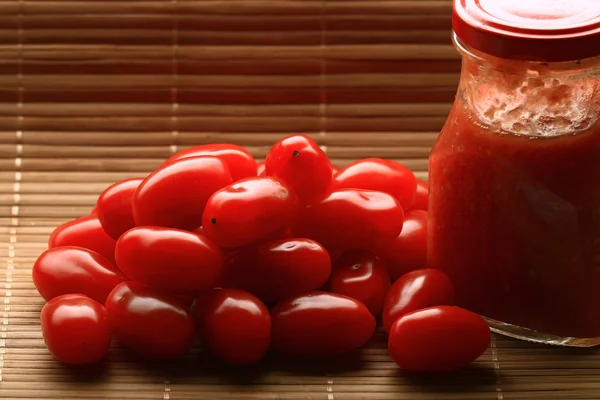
292, 189, 404, 252
330, 158, 417, 210
328, 250, 391, 316
221, 238, 331, 303
195, 288, 271, 365
105, 281, 195, 359
41, 294, 112, 365
164, 144, 256, 182
271, 291, 376, 358
331, 164, 340, 177
265, 134, 331, 203
382, 268, 454, 334
388, 306, 490, 372
49, 215, 117, 264
377, 210, 428, 281
409, 179, 428, 211
256, 161, 266, 176
33, 246, 128, 304
115, 227, 222, 294
133, 156, 233, 231
96, 178, 144, 240
202, 176, 299, 248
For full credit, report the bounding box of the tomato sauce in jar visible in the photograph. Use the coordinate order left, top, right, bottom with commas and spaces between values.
429, 0, 600, 345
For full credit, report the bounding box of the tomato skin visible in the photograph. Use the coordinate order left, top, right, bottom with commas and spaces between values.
133, 156, 233, 231
409, 179, 428, 211
195, 288, 271, 365
377, 210, 428, 281
202, 176, 299, 248
105, 281, 195, 359
164, 144, 256, 182
41, 294, 112, 365
256, 161, 266, 177
265, 134, 331, 203
271, 291, 376, 358
221, 238, 331, 303
382, 268, 454, 334
115, 227, 222, 294
292, 189, 404, 252
328, 250, 391, 316
96, 178, 144, 240
33, 246, 128, 304
331, 164, 340, 176
49, 215, 117, 264
388, 306, 490, 373
331, 158, 417, 210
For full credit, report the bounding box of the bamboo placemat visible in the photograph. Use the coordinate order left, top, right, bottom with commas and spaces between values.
1, 0, 600, 398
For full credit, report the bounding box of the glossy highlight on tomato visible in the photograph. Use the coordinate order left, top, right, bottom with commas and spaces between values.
164, 143, 256, 182
41, 294, 112, 365
202, 176, 299, 248
292, 189, 404, 252
383, 268, 455, 334
388, 306, 491, 373
256, 161, 266, 176
33, 246, 128, 304
195, 288, 271, 365
133, 156, 233, 231
271, 291, 376, 358
96, 177, 144, 240
115, 227, 222, 294
105, 281, 195, 359
49, 215, 117, 264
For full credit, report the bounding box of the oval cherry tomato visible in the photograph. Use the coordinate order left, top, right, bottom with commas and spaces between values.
164, 144, 256, 182
115, 227, 222, 294
256, 161, 266, 177
221, 238, 331, 303
49, 215, 117, 264
388, 306, 490, 372
195, 288, 271, 365
33, 246, 128, 304
202, 176, 299, 248
271, 291, 376, 358
41, 294, 112, 365
377, 210, 428, 281
96, 178, 144, 240
265, 134, 331, 203
328, 250, 391, 316
409, 179, 428, 211
382, 268, 454, 334
292, 189, 404, 252
133, 156, 233, 231
105, 281, 195, 359
331, 164, 340, 177
330, 158, 417, 210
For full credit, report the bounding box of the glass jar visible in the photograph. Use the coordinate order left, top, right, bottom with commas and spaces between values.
429, 0, 600, 346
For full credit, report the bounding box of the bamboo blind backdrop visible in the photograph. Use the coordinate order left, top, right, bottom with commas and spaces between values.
1, 0, 600, 399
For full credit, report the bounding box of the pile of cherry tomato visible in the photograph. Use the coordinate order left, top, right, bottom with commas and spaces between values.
33, 135, 491, 373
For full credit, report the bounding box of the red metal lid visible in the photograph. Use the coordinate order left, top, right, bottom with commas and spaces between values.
453, 0, 600, 62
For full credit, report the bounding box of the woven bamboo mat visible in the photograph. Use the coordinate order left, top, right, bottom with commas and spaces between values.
1, 0, 600, 398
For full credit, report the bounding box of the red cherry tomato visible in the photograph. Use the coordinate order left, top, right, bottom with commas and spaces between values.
195, 288, 271, 365
377, 210, 428, 281
330, 158, 417, 210
256, 161, 266, 176
133, 156, 233, 231
221, 238, 331, 303
96, 178, 144, 240
202, 176, 299, 248
105, 281, 195, 359
331, 164, 340, 177
265, 134, 331, 203
382, 268, 455, 334
328, 250, 391, 316
115, 227, 222, 294
271, 291, 376, 358
33, 246, 128, 304
388, 306, 490, 373
49, 215, 117, 264
164, 144, 256, 182
292, 189, 404, 252
41, 294, 112, 365
409, 179, 428, 211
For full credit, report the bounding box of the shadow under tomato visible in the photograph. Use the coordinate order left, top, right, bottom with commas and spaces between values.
398, 365, 498, 393
61, 361, 110, 382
